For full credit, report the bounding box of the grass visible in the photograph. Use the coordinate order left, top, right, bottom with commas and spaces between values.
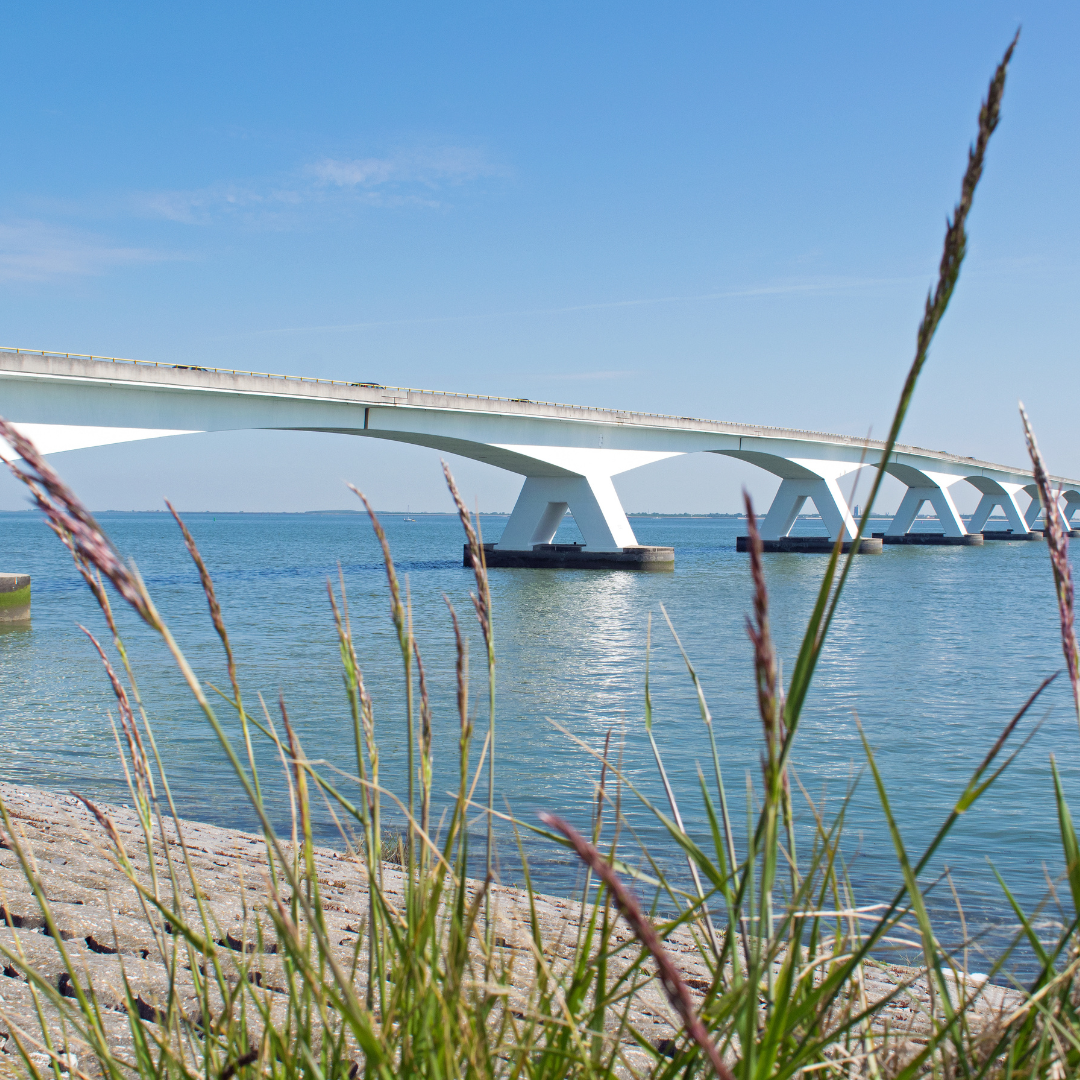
2, 30, 1080, 1080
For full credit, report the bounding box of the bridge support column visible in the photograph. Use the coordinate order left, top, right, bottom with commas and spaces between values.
498, 475, 638, 552
966, 479, 1029, 534
886, 485, 967, 537
759, 473, 857, 542
883, 466, 969, 537
1024, 485, 1046, 529
1022, 484, 1070, 533
1063, 490, 1080, 529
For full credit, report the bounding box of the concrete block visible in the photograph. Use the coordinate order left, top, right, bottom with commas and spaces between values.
736, 536, 882, 554
0, 575, 29, 623
475, 543, 675, 570
876, 532, 984, 546
982, 530, 1042, 541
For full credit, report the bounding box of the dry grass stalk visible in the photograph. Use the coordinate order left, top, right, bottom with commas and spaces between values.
1020, 403, 1080, 725
539, 812, 734, 1080
743, 491, 783, 770
0, 417, 160, 629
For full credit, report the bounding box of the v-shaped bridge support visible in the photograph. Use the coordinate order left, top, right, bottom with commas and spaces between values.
757, 472, 859, 541
966, 478, 1032, 534
713, 450, 862, 542
498, 474, 639, 551
494, 447, 682, 552
884, 465, 969, 537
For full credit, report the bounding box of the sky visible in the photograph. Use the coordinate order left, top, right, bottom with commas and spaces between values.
0, 2, 1076, 515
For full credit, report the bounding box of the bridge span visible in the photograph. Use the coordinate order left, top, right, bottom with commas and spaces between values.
1, 348, 1077, 560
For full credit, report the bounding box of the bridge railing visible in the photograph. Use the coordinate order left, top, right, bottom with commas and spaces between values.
0, 345, 722, 426
0, 345, 890, 446
2, 347, 1066, 485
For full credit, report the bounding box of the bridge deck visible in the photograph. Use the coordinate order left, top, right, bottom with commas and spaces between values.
1, 346, 1073, 486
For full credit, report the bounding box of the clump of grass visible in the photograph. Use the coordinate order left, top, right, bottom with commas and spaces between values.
379, 831, 409, 867
3, 30, 1080, 1080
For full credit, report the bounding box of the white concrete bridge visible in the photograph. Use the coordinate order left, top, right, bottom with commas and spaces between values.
1, 348, 1077, 553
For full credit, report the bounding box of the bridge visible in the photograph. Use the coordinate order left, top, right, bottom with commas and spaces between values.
1, 348, 1077, 563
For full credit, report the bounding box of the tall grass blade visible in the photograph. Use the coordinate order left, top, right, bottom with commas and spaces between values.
782, 33, 1018, 739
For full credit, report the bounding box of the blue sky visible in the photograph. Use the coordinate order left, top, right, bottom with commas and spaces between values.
0, 2, 1076, 513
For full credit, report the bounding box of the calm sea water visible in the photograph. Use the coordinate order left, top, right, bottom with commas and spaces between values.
2, 508, 1078, 969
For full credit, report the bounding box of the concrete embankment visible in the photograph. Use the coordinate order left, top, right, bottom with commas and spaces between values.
0, 783, 1021, 1076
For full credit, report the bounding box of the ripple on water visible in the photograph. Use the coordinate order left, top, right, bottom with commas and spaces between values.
0, 510, 1076, 966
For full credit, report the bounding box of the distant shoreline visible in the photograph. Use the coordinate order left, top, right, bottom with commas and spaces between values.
0, 509, 1006, 522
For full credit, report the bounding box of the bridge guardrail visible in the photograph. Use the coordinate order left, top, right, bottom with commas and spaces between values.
2, 345, 1075, 485
0, 345, 825, 439
0, 346, 713, 420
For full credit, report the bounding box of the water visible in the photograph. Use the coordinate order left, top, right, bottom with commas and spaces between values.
1, 508, 1077, 972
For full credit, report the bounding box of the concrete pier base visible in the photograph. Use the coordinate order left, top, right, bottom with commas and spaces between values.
982, 530, 1042, 541
472, 543, 675, 570
874, 532, 984, 546
736, 536, 882, 554
0, 574, 30, 622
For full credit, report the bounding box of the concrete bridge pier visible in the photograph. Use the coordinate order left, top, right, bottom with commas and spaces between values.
1063, 491, 1080, 534
966, 478, 1034, 539
724, 452, 882, 552
1021, 483, 1072, 535
881, 464, 981, 545
497, 474, 637, 551
487, 448, 678, 569
758, 473, 858, 542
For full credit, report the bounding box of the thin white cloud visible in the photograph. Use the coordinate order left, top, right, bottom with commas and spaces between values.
136, 145, 504, 225
308, 158, 398, 187
137, 183, 305, 225
309, 146, 502, 189
0, 220, 168, 282
229, 275, 922, 336
547, 370, 635, 381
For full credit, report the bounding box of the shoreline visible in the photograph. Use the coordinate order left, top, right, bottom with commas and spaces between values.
0, 781, 1022, 1075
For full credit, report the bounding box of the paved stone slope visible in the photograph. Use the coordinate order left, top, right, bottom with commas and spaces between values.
0, 783, 1022, 1077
